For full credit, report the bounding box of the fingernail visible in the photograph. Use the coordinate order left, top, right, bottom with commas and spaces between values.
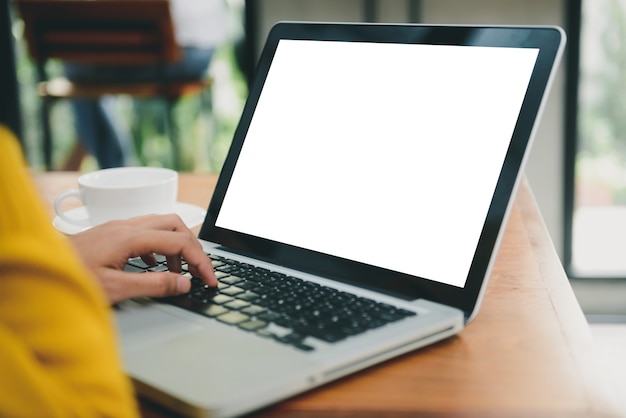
176, 276, 190, 293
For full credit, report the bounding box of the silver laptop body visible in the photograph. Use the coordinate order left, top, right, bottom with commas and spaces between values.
115, 22, 565, 418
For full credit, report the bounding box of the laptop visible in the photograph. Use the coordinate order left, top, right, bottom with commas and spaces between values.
115, 22, 565, 417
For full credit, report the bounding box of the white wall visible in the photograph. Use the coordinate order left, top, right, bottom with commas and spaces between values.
253, 0, 566, 257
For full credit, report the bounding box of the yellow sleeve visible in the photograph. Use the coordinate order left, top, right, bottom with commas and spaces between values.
0, 126, 139, 417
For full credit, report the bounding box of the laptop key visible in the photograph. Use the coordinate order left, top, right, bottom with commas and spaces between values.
224, 299, 250, 310
124, 264, 145, 273
212, 294, 234, 305
204, 305, 229, 317
127, 257, 151, 269
220, 286, 245, 296
257, 311, 282, 322
217, 311, 250, 325
241, 304, 266, 316
236, 291, 259, 302
239, 319, 267, 331
220, 275, 244, 285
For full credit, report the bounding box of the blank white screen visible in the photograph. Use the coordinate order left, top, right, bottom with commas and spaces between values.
216, 39, 538, 288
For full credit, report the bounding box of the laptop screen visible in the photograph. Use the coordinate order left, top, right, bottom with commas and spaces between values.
201, 23, 564, 318
215, 39, 538, 288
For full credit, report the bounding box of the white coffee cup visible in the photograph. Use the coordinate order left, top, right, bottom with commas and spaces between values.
54, 167, 178, 227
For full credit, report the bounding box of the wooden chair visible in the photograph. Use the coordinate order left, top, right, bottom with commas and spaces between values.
16, 0, 212, 170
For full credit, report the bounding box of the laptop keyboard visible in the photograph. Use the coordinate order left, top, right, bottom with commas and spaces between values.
125, 254, 416, 352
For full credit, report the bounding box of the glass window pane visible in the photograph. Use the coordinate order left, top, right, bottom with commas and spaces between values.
573, 0, 626, 276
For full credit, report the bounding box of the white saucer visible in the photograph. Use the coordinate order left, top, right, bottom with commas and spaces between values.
53, 202, 207, 235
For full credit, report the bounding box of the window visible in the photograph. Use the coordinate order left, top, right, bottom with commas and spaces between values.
566, 0, 626, 316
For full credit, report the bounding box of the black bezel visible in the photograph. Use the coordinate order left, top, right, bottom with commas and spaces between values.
199, 22, 564, 319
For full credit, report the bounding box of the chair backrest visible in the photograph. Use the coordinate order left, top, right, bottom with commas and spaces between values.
16, 0, 180, 66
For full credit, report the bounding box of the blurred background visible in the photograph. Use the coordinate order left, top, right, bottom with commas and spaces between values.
10, 0, 249, 173
4, 1, 626, 409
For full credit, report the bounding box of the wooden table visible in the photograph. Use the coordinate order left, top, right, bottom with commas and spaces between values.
35, 172, 622, 418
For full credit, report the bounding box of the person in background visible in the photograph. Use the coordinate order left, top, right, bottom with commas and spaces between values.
0, 123, 217, 415
64, 0, 229, 169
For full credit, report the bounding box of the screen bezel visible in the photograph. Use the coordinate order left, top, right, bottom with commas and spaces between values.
199, 22, 564, 319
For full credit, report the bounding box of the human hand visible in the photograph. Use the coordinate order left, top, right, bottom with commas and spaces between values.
69, 214, 217, 304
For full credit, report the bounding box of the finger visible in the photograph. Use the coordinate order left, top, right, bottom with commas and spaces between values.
126, 229, 217, 287
129, 214, 207, 272
165, 254, 182, 273
140, 253, 158, 267
179, 253, 217, 287
103, 270, 192, 304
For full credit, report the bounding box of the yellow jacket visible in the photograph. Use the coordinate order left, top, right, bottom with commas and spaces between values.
0, 125, 138, 417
